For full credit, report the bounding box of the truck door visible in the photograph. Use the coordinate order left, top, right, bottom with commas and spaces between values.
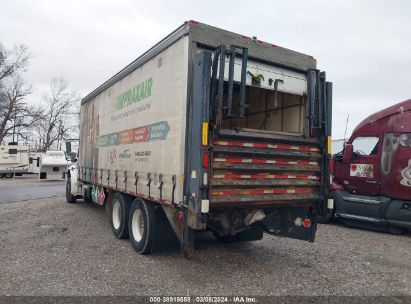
343, 136, 381, 195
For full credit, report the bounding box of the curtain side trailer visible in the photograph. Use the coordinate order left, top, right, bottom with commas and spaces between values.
66, 21, 333, 257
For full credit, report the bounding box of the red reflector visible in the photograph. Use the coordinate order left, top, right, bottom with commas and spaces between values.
203, 152, 209, 168
241, 35, 250, 39
271, 44, 278, 48
308, 55, 315, 59
178, 211, 184, 221
303, 219, 312, 228
329, 159, 334, 173
185, 19, 200, 24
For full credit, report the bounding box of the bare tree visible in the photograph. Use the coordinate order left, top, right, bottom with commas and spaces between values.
0, 43, 41, 144
0, 44, 29, 82
37, 78, 80, 151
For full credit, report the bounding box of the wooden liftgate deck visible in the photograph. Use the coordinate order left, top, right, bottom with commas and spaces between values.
204, 44, 327, 210
209, 130, 322, 208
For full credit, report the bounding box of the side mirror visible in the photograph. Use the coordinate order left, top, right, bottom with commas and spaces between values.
37, 157, 40, 167
70, 152, 77, 162
343, 144, 353, 164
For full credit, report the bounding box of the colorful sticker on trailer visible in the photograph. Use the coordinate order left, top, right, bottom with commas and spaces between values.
400, 159, 411, 187
96, 121, 170, 147
91, 185, 106, 206
350, 163, 374, 178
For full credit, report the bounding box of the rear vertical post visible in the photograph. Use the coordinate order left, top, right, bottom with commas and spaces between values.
239, 47, 248, 117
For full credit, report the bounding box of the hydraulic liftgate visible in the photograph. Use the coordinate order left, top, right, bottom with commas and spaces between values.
178, 45, 332, 257
205, 45, 331, 211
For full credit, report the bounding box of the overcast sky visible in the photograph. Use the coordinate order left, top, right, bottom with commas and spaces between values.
1, 0, 410, 139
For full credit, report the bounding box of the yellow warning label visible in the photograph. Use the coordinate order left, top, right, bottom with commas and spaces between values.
202, 122, 208, 146
327, 136, 332, 155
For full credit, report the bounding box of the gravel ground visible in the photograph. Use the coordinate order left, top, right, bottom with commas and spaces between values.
0, 195, 410, 296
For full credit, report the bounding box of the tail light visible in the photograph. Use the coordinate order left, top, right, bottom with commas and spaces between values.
203, 152, 209, 168
329, 159, 335, 173
303, 219, 312, 228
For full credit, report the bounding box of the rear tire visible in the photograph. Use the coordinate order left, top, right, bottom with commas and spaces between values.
128, 199, 154, 254
65, 177, 77, 204
5, 173, 13, 178
110, 192, 131, 239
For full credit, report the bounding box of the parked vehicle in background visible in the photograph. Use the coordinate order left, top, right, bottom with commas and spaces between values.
66, 21, 333, 258
0, 143, 29, 178
330, 99, 411, 233
39, 151, 67, 180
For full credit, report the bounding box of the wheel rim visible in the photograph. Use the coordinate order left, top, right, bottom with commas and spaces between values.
132, 209, 144, 242
112, 200, 121, 230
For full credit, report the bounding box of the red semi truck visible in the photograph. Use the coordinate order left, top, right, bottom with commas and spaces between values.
330, 99, 411, 233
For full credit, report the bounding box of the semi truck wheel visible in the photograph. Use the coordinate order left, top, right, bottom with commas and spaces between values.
110, 192, 131, 239
5, 173, 13, 178
65, 177, 77, 204
128, 199, 154, 254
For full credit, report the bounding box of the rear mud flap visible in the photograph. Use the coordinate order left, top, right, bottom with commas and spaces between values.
151, 206, 180, 253
262, 207, 317, 242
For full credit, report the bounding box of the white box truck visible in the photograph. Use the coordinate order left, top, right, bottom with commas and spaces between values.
66, 21, 333, 258
0, 144, 29, 178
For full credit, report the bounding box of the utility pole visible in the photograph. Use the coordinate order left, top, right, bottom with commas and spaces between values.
58, 120, 63, 150
12, 111, 17, 143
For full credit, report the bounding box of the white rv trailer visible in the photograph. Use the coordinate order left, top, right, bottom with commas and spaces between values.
0, 144, 29, 178
39, 151, 67, 180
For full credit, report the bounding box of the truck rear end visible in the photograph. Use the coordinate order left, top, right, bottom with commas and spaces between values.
185, 24, 332, 253
70, 21, 332, 258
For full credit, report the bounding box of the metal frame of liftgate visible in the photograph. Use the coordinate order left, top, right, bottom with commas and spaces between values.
210, 44, 249, 128
307, 69, 333, 217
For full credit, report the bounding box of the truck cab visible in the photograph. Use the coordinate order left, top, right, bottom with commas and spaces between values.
331, 99, 411, 232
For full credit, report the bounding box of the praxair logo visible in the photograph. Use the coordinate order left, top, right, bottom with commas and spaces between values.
114, 78, 153, 111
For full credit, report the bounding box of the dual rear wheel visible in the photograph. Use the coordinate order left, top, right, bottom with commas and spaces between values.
110, 193, 153, 254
